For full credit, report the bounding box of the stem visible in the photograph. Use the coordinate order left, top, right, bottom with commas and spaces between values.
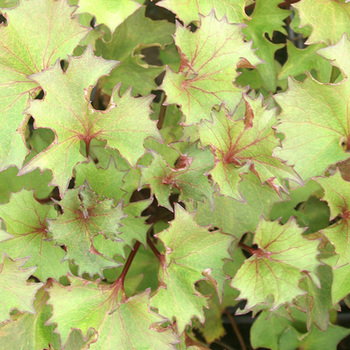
157, 94, 167, 130
239, 242, 255, 255
147, 236, 165, 265
224, 310, 247, 350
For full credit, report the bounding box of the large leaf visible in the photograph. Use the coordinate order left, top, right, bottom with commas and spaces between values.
161, 11, 260, 125
0, 254, 43, 323
151, 205, 234, 333
0, 190, 70, 281
20, 47, 160, 193
76, 0, 141, 33
316, 171, 350, 267
231, 218, 320, 310
95, 7, 175, 96
274, 34, 350, 181
48, 184, 125, 277
156, 0, 248, 26
0, 0, 89, 170
293, 0, 350, 45
47, 277, 178, 348
199, 96, 299, 200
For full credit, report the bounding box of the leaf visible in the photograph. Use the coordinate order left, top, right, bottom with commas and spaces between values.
274, 35, 350, 181
199, 96, 299, 200
47, 277, 178, 348
156, 0, 248, 26
161, 11, 261, 124
0, 0, 89, 170
76, 0, 141, 33
0, 190, 70, 281
0, 254, 43, 323
242, 0, 290, 91
231, 218, 320, 310
293, 0, 350, 45
48, 184, 125, 277
140, 146, 215, 211
316, 171, 350, 267
0, 287, 61, 350
19, 47, 160, 193
151, 205, 234, 333
332, 262, 350, 304
95, 7, 175, 96
195, 171, 283, 240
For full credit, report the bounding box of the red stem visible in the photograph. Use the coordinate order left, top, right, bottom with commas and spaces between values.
147, 236, 165, 265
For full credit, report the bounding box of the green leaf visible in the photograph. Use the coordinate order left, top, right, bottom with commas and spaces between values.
332, 262, 350, 304
0, 190, 70, 281
151, 205, 234, 333
156, 0, 248, 26
0, 0, 89, 170
0, 287, 61, 350
293, 0, 350, 45
95, 7, 175, 96
316, 171, 350, 267
275, 35, 350, 180
76, 0, 141, 33
161, 11, 260, 124
0, 254, 43, 323
199, 96, 299, 200
48, 184, 125, 277
19, 47, 159, 193
48, 277, 178, 348
231, 218, 320, 310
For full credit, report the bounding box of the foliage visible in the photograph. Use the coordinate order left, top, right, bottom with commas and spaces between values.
0, 0, 350, 349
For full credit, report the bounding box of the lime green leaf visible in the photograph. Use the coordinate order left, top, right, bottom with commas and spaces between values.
48, 184, 125, 277
140, 146, 215, 210
0, 254, 43, 323
0, 0, 89, 170
161, 11, 260, 124
332, 262, 350, 304
48, 277, 178, 348
95, 7, 175, 96
275, 36, 350, 181
293, 0, 350, 45
0, 287, 61, 350
19, 47, 159, 193
242, 0, 290, 91
156, 0, 248, 26
0, 190, 70, 281
76, 0, 140, 33
195, 172, 282, 240
316, 171, 350, 267
199, 96, 299, 199
231, 218, 320, 310
151, 205, 234, 333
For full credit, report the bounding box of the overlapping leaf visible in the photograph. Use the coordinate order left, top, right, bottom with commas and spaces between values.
76, 0, 140, 33
151, 205, 234, 333
0, 255, 43, 323
20, 47, 160, 192
48, 277, 178, 348
275, 34, 350, 181
293, 0, 350, 45
231, 218, 320, 310
95, 7, 175, 96
156, 0, 248, 26
48, 184, 125, 277
0, 0, 89, 170
199, 96, 299, 200
0, 190, 70, 281
161, 11, 260, 124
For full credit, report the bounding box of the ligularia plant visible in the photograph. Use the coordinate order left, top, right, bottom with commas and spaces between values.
1, 0, 350, 349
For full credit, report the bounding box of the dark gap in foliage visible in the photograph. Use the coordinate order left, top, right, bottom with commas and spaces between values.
155, 71, 166, 86
151, 89, 163, 103
68, 177, 75, 189
189, 23, 198, 32
29, 275, 41, 283
60, 59, 69, 72
0, 14, 6, 25
90, 16, 96, 28
275, 45, 288, 66
90, 85, 111, 110
144, 0, 176, 23
130, 188, 151, 203
28, 116, 34, 134
141, 46, 163, 66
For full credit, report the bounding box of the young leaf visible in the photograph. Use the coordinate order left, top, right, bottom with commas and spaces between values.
161, 11, 261, 124
231, 218, 320, 310
0, 0, 89, 170
199, 96, 299, 200
48, 184, 125, 277
0, 190, 70, 281
151, 204, 234, 333
0, 254, 43, 323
